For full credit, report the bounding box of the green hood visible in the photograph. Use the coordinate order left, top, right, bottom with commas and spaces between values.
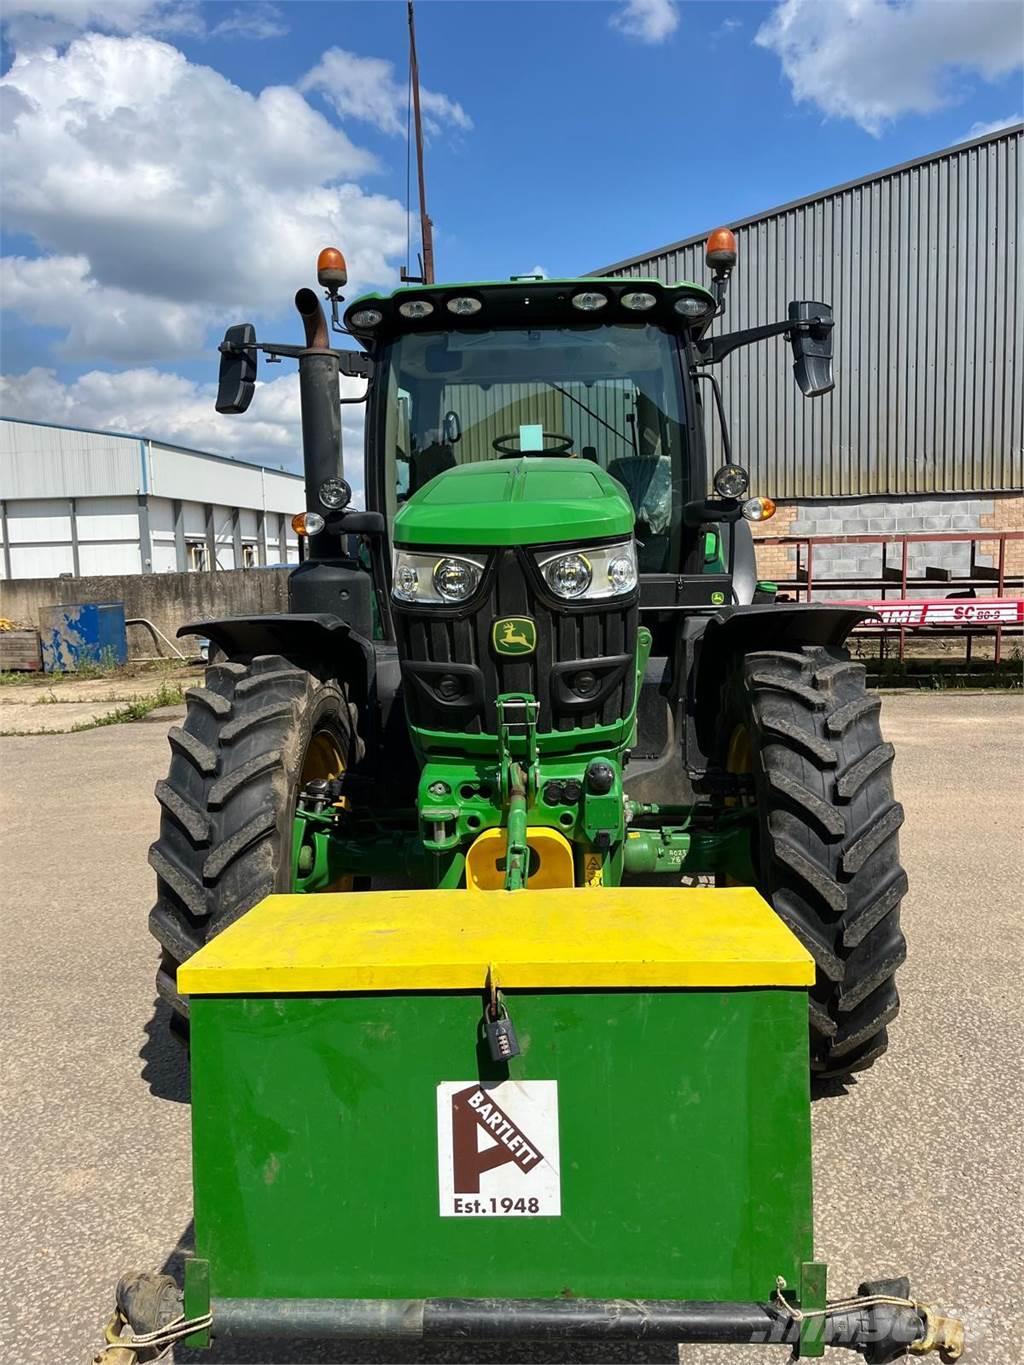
393, 458, 635, 548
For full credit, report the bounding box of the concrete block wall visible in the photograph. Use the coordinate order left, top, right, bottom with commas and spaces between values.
749, 492, 1023, 593
0, 568, 290, 661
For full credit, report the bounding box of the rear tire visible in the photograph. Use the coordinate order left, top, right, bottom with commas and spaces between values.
148, 653, 359, 1024
719, 645, 907, 1078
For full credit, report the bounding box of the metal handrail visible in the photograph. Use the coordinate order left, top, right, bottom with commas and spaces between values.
755, 529, 1023, 664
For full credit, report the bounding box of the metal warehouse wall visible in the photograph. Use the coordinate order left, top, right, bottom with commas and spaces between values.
0, 419, 304, 578
597, 126, 1023, 500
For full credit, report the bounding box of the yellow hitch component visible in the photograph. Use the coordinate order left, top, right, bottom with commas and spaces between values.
465, 825, 575, 891
178, 885, 815, 996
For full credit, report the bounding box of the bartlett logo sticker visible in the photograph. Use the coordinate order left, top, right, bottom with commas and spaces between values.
492, 617, 536, 656
437, 1081, 560, 1217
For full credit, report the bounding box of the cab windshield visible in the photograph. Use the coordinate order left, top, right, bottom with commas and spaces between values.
375, 323, 690, 573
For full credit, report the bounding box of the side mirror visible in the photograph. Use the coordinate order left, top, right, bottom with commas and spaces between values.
216, 324, 257, 414
443, 410, 462, 444
788, 302, 834, 397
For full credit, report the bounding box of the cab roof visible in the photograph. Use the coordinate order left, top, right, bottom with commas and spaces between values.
343, 275, 717, 343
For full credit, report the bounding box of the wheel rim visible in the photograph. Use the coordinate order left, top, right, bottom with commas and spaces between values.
726, 722, 753, 779
295, 725, 353, 891
719, 723, 755, 886
301, 728, 346, 785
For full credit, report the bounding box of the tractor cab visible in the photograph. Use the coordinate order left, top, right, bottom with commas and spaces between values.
349, 279, 710, 578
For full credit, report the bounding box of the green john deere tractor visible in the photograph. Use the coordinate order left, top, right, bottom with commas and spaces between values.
101, 237, 969, 1363
150, 234, 906, 1080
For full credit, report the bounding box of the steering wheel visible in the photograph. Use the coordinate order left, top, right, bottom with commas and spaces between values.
492, 432, 575, 458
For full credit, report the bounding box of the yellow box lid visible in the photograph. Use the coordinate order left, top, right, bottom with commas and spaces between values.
178, 886, 814, 996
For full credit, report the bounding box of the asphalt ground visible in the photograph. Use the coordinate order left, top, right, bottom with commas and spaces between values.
1, 692, 1021, 1365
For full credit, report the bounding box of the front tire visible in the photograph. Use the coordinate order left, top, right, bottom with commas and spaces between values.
720, 646, 907, 1078
148, 653, 359, 1024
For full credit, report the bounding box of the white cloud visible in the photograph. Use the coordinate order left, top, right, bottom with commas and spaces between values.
2, 254, 206, 362
1, 0, 286, 50
0, 34, 410, 358
756, 0, 1024, 135
301, 47, 472, 138
211, 6, 288, 41
0, 0, 203, 51
710, 16, 743, 46
520, 265, 550, 279
610, 0, 679, 45
0, 365, 368, 492
963, 113, 1022, 140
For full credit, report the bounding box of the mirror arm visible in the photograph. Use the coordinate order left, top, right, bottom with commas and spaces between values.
710, 272, 729, 318
694, 315, 833, 366
682, 497, 743, 528
218, 339, 374, 379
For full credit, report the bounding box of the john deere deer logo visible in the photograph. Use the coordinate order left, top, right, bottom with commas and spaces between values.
492, 617, 536, 656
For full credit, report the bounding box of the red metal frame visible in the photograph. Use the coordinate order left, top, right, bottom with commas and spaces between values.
758, 530, 1024, 664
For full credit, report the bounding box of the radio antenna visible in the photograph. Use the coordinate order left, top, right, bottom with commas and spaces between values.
402, 0, 435, 285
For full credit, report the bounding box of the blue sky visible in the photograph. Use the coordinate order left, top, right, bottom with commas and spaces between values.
1, 0, 1021, 471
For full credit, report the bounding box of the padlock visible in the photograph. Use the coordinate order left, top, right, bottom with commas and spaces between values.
484, 1000, 521, 1062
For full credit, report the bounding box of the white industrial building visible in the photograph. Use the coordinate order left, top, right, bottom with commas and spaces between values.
0, 417, 304, 580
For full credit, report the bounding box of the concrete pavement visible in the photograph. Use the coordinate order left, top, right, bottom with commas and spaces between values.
1, 693, 1021, 1364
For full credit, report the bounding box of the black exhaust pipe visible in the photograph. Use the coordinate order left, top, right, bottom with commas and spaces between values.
294, 288, 341, 562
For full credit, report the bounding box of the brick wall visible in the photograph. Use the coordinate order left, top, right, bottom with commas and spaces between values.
750, 491, 1022, 592
979, 494, 1024, 577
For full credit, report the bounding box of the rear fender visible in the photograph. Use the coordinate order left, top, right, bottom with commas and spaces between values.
684, 603, 877, 770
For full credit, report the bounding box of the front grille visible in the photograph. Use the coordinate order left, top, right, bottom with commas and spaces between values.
394, 548, 637, 735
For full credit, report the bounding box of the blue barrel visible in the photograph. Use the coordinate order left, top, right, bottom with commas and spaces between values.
39, 602, 128, 673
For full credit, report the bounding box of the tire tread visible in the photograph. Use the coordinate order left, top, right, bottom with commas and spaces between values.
730, 645, 907, 1078
148, 654, 357, 1025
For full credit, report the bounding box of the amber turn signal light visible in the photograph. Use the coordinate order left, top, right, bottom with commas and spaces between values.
292, 510, 325, 537
741, 497, 776, 522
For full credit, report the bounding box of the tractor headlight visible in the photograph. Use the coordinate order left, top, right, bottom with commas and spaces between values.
318, 477, 351, 510
398, 299, 434, 319
674, 296, 711, 320
543, 552, 592, 598
433, 557, 478, 601
392, 549, 484, 605
713, 464, 749, 498
571, 291, 608, 312
621, 291, 658, 311
538, 539, 638, 601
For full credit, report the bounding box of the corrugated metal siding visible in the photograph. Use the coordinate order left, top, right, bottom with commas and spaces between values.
600, 127, 1023, 499
441, 382, 639, 464
0, 420, 303, 511
0, 419, 140, 498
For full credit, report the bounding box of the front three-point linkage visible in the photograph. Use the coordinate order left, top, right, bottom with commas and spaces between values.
495, 694, 540, 893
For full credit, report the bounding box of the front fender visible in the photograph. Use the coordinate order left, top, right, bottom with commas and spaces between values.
686, 602, 878, 767
178, 612, 374, 704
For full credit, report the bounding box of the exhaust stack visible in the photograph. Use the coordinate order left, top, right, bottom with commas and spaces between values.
294, 287, 341, 557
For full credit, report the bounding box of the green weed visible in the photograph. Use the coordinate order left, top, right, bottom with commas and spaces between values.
69, 681, 185, 731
